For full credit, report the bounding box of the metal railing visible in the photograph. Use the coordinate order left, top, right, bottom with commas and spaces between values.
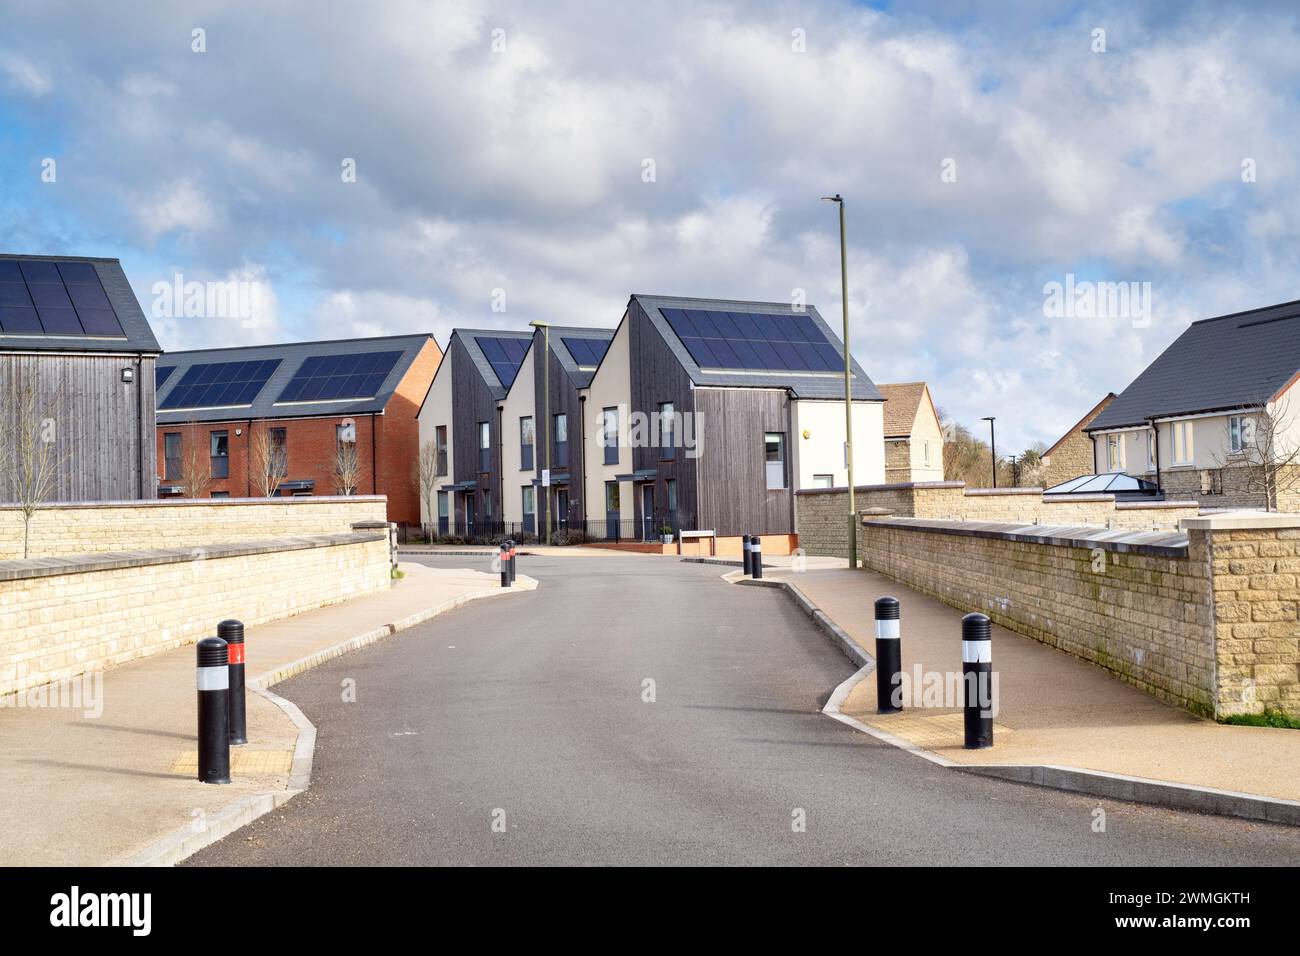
396, 513, 695, 546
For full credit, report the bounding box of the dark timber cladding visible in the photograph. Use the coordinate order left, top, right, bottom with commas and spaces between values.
628, 297, 697, 532
0, 254, 161, 502
449, 334, 501, 522
693, 387, 793, 535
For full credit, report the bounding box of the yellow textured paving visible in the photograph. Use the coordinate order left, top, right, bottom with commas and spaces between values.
168, 749, 294, 776
866, 711, 1013, 749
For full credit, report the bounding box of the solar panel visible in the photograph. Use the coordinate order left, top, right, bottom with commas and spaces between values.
0, 258, 126, 337
158, 359, 282, 409
475, 336, 529, 389
660, 309, 844, 372
561, 336, 610, 367
275, 350, 403, 403
156, 366, 176, 390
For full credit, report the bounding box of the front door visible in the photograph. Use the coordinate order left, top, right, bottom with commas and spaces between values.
641, 485, 654, 541
556, 489, 569, 531
605, 481, 620, 540
465, 494, 476, 539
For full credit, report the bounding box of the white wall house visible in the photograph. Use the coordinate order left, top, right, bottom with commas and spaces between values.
789, 399, 886, 490
582, 314, 635, 536
498, 338, 536, 529
416, 348, 454, 531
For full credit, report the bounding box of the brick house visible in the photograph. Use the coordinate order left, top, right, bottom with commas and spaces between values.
1083, 300, 1300, 510
878, 382, 944, 482
1042, 393, 1116, 487
155, 334, 441, 523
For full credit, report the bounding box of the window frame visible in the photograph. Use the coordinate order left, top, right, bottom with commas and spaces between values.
554, 413, 569, 468
269, 427, 288, 477
520, 416, 534, 471
478, 420, 491, 474
1172, 421, 1194, 465
764, 431, 787, 490
602, 406, 619, 466
163, 432, 182, 481
209, 429, 229, 479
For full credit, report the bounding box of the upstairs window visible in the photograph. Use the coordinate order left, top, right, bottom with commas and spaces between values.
163, 433, 182, 480
554, 413, 569, 468
1107, 434, 1125, 471
602, 406, 619, 465
210, 430, 229, 479
478, 421, 491, 473
1172, 421, 1194, 465
520, 416, 534, 471
765, 432, 787, 490
435, 424, 448, 475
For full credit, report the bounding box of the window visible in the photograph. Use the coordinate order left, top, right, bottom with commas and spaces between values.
269, 427, 288, 476
437, 491, 449, 535
210, 430, 229, 479
336, 422, 356, 445
1172, 421, 1194, 465
665, 478, 677, 515
478, 421, 491, 473
520, 416, 534, 471
554, 413, 569, 468
1228, 416, 1250, 454
210, 490, 229, 499
1147, 429, 1156, 468
522, 486, 536, 534
602, 406, 619, 466
163, 432, 182, 480
1107, 434, 1125, 471
484, 492, 493, 520
435, 425, 448, 475
922, 440, 931, 466
765, 432, 786, 490
812, 474, 834, 488
658, 402, 675, 461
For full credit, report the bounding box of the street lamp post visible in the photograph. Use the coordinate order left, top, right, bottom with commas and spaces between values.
530, 319, 552, 544
982, 416, 997, 488
821, 194, 856, 569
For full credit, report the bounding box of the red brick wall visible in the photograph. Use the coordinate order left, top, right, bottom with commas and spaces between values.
155, 339, 443, 524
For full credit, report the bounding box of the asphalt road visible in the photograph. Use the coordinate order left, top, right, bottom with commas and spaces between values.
187, 554, 1300, 866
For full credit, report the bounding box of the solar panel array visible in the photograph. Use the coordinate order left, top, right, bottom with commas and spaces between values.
0, 259, 125, 337
562, 336, 610, 367
158, 359, 283, 410
276, 350, 402, 403
156, 366, 176, 390
660, 308, 844, 372
476, 336, 529, 388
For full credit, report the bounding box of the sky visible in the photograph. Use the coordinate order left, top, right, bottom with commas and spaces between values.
3, 0, 1300, 451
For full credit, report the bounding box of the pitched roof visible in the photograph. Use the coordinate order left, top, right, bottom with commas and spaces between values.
631, 294, 883, 400
548, 326, 615, 388
155, 333, 432, 424
877, 382, 931, 437
1087, 301, 1300, 431
0, 253, 160, 354
1044, 393, 1116, 457
454, 328, 534, 400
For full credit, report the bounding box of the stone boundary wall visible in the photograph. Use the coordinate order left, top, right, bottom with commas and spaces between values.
0, 496, 388, 560
0, 531, 390, 697
795, 481, 1198, 557
859, 513, 1300, 719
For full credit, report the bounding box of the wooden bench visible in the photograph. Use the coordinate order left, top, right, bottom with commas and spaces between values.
676, 529, 716, 557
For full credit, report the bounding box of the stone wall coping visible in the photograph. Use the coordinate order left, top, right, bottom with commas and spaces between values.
863, 517, 1190, 557
963, 487, 1046, 496
0, 531, 386, 582
0, 496, 386, 513
1042, 493, 1115, 503
1181, 510, 1300, 530
1115, 500, 1201, 510
795, 480, 965, 496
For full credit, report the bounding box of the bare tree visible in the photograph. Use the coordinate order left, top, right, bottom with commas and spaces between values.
333, 438, 361, 495
179, 420, 213, 499
0, 378, 71, 558
1213, 396, 1300, 512
415, 440, 440, 539
249, 424, 286, 498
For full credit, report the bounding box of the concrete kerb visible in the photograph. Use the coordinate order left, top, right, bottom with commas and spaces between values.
725, 571, 1300, 828
112, 573, 538, 866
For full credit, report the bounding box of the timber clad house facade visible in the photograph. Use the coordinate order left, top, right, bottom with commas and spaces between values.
418, 294, 886, 547
155, 334, 441, 523
1083, 301, 1300, 511
0, 254, 161, 501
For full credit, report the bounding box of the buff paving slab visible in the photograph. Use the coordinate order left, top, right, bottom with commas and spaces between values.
0, 561, 535, 866
743, 566, 1300, 806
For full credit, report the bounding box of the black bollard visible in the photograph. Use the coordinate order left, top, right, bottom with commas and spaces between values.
742, 534, 752, 576
961, 613, 994, 749
751, 536, 763, 579
874, 596, 902, 714
499, 543, 510, 587
218, 619, 247, 745
507, 539, 517, 584
196, 636, 231, 784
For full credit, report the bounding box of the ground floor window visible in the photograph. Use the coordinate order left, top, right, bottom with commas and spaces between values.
812, 474, 833, 488
437, 491, 449, 535
765, 432, 786, 489
522, 486, 535, 534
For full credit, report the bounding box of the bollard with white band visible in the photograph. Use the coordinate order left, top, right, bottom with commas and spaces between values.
742, 534, 753, 576
196, 636, 231, 784
218, 619, 247, 745
750, 536, 763, 579
961, 612, 994, 749
874, 596, 903, 714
